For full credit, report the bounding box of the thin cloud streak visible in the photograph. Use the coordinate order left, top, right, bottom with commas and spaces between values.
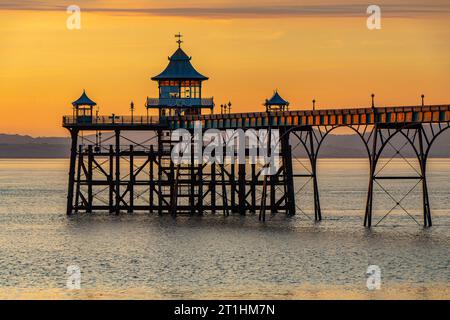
1, 2, 450, 18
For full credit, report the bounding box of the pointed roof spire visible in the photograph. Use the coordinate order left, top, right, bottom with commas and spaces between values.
72, 89, 97, 107
175, 32, 183, 48
265, 90, 289, 106
151, 36, 208, 81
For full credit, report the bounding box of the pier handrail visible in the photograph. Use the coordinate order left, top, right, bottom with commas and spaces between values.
62, 115, 160, 126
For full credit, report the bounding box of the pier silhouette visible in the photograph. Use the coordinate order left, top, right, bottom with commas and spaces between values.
63, 37, 450, 228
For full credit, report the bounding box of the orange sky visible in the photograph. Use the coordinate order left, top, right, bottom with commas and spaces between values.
1, 1, 450, 136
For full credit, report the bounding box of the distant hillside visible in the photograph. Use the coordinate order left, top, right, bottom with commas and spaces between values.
0, 131, 449, 158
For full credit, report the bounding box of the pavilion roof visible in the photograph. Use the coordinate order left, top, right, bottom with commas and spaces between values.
152, 47, 208, 81
265, 90, 289, 106
72, 90, 97, 107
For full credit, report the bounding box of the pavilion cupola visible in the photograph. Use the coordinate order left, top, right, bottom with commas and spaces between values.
72, 89, 97, 122
147, 34, 214, 117
264, 90, 289, 112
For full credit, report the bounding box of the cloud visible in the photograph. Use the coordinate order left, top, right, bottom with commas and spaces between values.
1, 1, 449, 19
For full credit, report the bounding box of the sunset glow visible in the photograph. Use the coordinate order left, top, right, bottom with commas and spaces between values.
1, 1, 450, 135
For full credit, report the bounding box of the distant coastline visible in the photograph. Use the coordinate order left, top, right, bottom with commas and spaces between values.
1, 132, 450, 158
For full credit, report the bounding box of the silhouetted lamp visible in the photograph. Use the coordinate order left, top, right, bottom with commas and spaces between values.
421, 94, 425, 107
312, 99, 316, 111
371, 93, 375, 109
129, 101, 135, 124
227, 101, 232, 114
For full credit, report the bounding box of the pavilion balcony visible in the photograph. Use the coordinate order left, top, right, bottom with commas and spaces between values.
146, 97, 214, 108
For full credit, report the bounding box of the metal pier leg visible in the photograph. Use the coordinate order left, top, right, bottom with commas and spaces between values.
190, 144, 195, 215
308, 130, 321, 221
238, 163, 246, 215
282, 132, 296, 216
198, 162, 203, 215
128, 145, 134, 213
211, 159, 216, 214
270, 174, 276, 214
74, 144, 83, 213
66, 129, 79, 215
109, 145, 114, 213
221, 144, 229, 216
251, 164, 256, 213
230, 162, 236, 213
259, 125, 272, 222
87, 145, 93, 213
115, 130, 121, 215
157, 134, 163, 216
418, 126, 432, 227
171, 153, 177, 216
149, 145, 154, 214
260, 175, 268, 222
364, 125, 378, 228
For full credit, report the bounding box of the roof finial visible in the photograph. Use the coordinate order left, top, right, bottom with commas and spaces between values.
175, 32, 183, 48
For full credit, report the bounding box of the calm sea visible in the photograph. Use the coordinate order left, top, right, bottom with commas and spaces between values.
0, 158, 449, 299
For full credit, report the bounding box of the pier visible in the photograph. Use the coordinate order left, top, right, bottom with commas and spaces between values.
63, 37, 450, 228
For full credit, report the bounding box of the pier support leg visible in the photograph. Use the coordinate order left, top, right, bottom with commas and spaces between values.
128, 145, 134, 213
251, 164, 256, 213
115, 130, 121, 215
308, 130, 321, 221
149, 145, 154, 214
238, 163, 246, 215
230, 162, 236, 213
364, 125, 378, 228
109, 145, 114, 213
211, 159, 216, 214
66, 129, 78, 215
87, 145, 93, 213
74, 145, 82, 213
418, 126, 432, 227
281, 131, 296, 216
157, 130, 163, 215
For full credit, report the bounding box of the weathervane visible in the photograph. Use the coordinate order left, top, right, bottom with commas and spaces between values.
175, 32, 183, 48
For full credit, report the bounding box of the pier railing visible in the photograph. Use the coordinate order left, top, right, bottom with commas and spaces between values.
63, 104, 450, 129
63, 115, 160, 126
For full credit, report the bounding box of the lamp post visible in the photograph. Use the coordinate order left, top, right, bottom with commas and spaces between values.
130, 101, 135, 124
312, 99, 316, 111
227, 101, 232, 114
421, 94, 425, 107
95, 106, 99, 124
371, 93, 375, 110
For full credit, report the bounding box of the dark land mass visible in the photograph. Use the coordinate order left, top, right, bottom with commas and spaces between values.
0, 131, 449, 158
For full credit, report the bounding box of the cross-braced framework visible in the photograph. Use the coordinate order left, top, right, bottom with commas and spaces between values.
276, 122, 450, 228
65, 104, 450, 228
68, 128, 296, 217
364, 122, 450, 227
276, 124, 372, 222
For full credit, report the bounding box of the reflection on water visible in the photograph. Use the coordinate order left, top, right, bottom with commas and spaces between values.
0, 159, 449, 299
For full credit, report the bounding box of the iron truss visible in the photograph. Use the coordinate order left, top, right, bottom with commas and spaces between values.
66, 121, 450, 228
